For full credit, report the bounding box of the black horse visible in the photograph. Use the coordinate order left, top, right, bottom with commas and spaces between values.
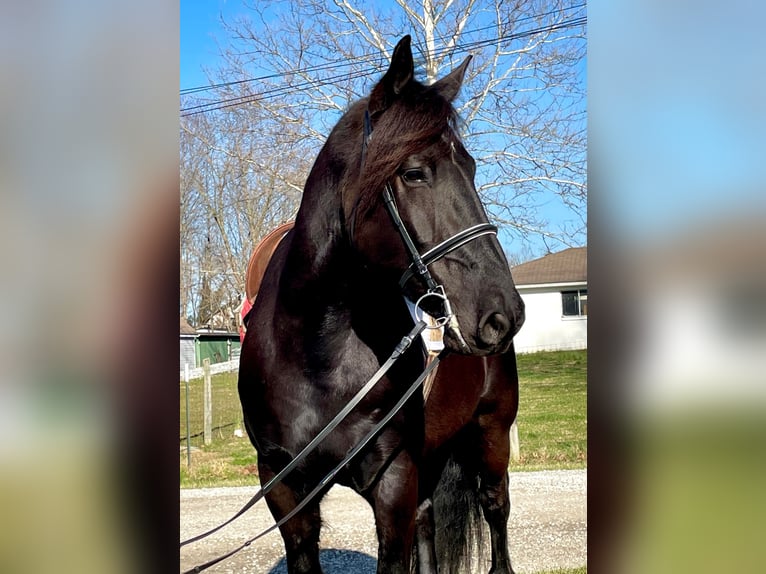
239, 35, 525, 574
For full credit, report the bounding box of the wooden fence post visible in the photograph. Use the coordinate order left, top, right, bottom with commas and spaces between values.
203, 358, 212, 446
509, 420, 520, 462
184, 363, 192, 467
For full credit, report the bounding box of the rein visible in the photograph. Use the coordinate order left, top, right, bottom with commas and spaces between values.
180, 319, 429, 550
183, 344, 446, 574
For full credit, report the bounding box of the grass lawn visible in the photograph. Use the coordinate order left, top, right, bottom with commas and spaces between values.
513, 350, 587, 471
180, 349, 587, 488
179, 370, 259, 488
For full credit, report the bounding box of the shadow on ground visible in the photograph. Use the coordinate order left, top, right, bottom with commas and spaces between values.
267, 549, 377, 573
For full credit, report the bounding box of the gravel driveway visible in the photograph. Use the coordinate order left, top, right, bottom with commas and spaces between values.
180, 469, 586, 573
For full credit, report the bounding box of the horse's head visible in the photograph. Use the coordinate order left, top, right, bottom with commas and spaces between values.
344, 36, 524, 356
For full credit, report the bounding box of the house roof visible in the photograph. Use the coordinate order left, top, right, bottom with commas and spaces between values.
180, 317, 197, 336
195, 329, 240, 338
511, 247, 587, 286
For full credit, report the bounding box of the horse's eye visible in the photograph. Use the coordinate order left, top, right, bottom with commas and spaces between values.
401, 169, 426, 184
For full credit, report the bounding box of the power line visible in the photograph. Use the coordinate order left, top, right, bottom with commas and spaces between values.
180, 52, 387, 96
180, 2, 585, 96
181, 13, 585, 118
180, 67, 380, 115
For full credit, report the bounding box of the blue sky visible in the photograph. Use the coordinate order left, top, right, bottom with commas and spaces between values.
181, 1, 240, 91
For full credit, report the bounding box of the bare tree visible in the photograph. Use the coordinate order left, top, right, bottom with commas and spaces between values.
215, 0, 586, 242
180, 0, 586, 320
180, 97, 306, 327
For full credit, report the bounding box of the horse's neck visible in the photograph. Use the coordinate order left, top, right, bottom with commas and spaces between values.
281, 223, 349, 303
285, 223, 414, 345
274, 112, 407, 345
277, 172, 354, 323
278, 127, 356, 306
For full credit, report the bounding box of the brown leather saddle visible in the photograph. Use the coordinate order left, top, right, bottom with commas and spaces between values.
245, 221, 295, 304
238, 221, 295, 342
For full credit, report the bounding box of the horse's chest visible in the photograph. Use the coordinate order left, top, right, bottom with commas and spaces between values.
270, 345, 410, 451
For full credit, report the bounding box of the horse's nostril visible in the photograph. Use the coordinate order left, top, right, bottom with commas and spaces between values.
479, 311, 511, 347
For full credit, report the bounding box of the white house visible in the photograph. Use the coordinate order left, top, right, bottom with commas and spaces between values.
510, 247, 587, 354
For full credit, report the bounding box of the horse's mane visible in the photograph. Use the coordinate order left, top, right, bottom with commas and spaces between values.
344, 78, 461, 225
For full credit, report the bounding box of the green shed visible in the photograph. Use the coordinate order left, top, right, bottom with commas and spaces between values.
194, 330, 241, 366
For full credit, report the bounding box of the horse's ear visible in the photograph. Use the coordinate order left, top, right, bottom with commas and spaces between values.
432, 55, 472, 102
368, 35, 414, 116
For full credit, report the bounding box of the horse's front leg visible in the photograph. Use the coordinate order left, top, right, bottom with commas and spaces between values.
259, 461, 324, 574
477, 423, 515, 574
479, 469, 514, 574
368, 449, 419, 574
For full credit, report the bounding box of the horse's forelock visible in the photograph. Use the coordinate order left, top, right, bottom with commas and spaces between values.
350, 87, 459, 225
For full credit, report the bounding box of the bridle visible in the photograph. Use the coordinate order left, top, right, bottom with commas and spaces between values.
363, 109, 497, 327
181, 108, 498, 573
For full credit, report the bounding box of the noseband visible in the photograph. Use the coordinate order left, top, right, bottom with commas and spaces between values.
363, 110, 497, 324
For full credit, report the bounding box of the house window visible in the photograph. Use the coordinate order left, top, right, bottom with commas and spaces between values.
562, 289, 588, 317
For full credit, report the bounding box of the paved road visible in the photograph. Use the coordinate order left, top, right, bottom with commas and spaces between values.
180, 469, 586, 574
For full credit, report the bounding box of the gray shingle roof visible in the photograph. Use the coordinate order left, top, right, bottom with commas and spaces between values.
180, 317, 197, 336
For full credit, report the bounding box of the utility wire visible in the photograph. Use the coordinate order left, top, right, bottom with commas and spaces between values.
181, 14, 586, 117
182, 16, 586, 117
181, 2, 585, 96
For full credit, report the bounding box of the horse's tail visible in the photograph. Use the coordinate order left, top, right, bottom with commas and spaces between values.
432, 455, 484, 574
